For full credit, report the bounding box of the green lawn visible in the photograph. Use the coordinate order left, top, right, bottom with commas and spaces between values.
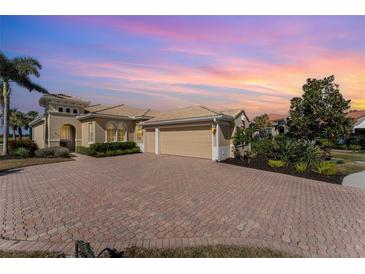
0, 250, 62, 258
0, 157, 73, 172
332, 149, 365, 175
0, 245, 297, 258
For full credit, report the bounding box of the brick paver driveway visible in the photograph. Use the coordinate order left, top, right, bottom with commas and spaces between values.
1, 153, 365, 257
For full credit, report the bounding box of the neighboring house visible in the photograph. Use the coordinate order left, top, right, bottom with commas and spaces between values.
347, 110, 365, 134
141, 106, 249, 161
29, 94, 157, 152
255, 113, 287, 138
30, 94, 249, 161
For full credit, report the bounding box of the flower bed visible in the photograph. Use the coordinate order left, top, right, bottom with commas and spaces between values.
221, 155, 345, 184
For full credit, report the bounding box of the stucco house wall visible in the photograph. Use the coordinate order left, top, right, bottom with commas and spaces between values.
48, 113, 82, 148
32, 121, 45, 149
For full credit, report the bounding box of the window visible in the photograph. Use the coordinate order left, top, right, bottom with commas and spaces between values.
107, 128, 115, 142
88, 122, 94, 143
66, 108, 71, 113
73, 108, 78, 114
135, 125, 143, 141
117, 128, 125, 142
58, 107, 63, 112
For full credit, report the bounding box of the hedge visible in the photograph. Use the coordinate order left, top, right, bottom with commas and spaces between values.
34, 147, 70, 158
89, 141, 138, 154
9, 139, 38, 155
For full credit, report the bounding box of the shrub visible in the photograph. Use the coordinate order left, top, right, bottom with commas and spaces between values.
314, 162, 337, 176
95, 146, 141, 157
90, 141, 138, 154
76, 146, 93, 156
349, 144, 362, 152
294, 162, 308, 173
13, 147, 31, 158
35, 147, 70, 158
336, 159, 345, 164
270, 136, 321, 167
300, 143, 322, 168
9, 139, 38, 155
267, 160, 286, 168
251, 138, 273, 156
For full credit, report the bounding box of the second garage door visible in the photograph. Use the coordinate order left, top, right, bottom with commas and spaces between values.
160, 126, 212, 159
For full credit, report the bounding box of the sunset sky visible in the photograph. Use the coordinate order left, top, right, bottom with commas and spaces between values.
1, 16, 365, 118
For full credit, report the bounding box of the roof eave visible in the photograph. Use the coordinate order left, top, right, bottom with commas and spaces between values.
142, 114, 233, 127
77, 113, 133, 121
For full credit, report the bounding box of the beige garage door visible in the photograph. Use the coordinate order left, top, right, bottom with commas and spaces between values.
146, 129, 155, 153
160, 126, 212, 159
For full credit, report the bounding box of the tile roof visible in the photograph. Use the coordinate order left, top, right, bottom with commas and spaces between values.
267, 113, 288, 122
143, 105, 243, 124
84, 104, 109, 112
347, 110, 365, 120
94, 104, 156, 118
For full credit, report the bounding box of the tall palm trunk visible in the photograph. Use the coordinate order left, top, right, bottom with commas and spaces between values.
2, 81, 10, 156
12, 128, 16, 140
18, 127, 23, 140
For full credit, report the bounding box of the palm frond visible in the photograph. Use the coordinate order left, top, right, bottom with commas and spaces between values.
12, 57, 42, 78
15, 75, 48, 94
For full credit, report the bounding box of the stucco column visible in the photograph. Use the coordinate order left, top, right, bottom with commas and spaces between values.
215, 123, 220, 161
155, 128, 160, 154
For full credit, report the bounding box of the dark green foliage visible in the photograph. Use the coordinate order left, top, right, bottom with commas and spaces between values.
76, 146, 93, 156
87, 142, 141, 157
287, 75, 352, 142
34, 147, 70, 158
251, 138, 273, 155
95, 147, 141, 157
90, 141, 138, 154
8, 139, 38, 154
233, 127, 254, 147
349, 144, 362, 152
252, 114, 271, 130
271, 135, 321, 167
12, 147, 30, 158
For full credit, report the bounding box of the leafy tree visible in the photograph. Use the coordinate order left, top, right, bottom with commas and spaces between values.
253, 114, 271, 130
0, 52, 48, 156
287, 75, 352, 142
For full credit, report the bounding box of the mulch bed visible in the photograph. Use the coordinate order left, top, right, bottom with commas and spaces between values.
221, 155, 345, 184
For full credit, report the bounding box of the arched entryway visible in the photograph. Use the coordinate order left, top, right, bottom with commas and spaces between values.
60, 124, 76, 151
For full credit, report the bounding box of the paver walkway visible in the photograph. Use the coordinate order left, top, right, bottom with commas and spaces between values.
343, 170, 365, 189
1, 153, 365, 257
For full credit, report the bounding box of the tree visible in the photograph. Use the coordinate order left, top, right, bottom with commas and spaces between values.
9, 109, 22, 140
0, 52, 48, 156
22, 110, 39, 139
287, 75, 352, 142
287, 97, 310, 139
253, 114, 271, 130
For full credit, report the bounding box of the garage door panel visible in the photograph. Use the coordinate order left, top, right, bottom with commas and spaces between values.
146, 130, 155, 153
160, 126, 211, 159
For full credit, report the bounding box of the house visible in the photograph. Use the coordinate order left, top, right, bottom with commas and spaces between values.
29, 94, 157, 152
142, 106, 249, 161
254, 113, 287, 138
30, 94, 249, 161
347, 110, 365, 134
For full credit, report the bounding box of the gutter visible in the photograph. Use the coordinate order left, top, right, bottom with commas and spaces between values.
142, 114, 233, 127
29, 117, 45, 127
77, 113, 134, 121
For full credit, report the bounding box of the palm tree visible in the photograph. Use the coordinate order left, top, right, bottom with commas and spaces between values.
0, 52, 48, 156
23, 110, 39, 139
9, 109, 21, 140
